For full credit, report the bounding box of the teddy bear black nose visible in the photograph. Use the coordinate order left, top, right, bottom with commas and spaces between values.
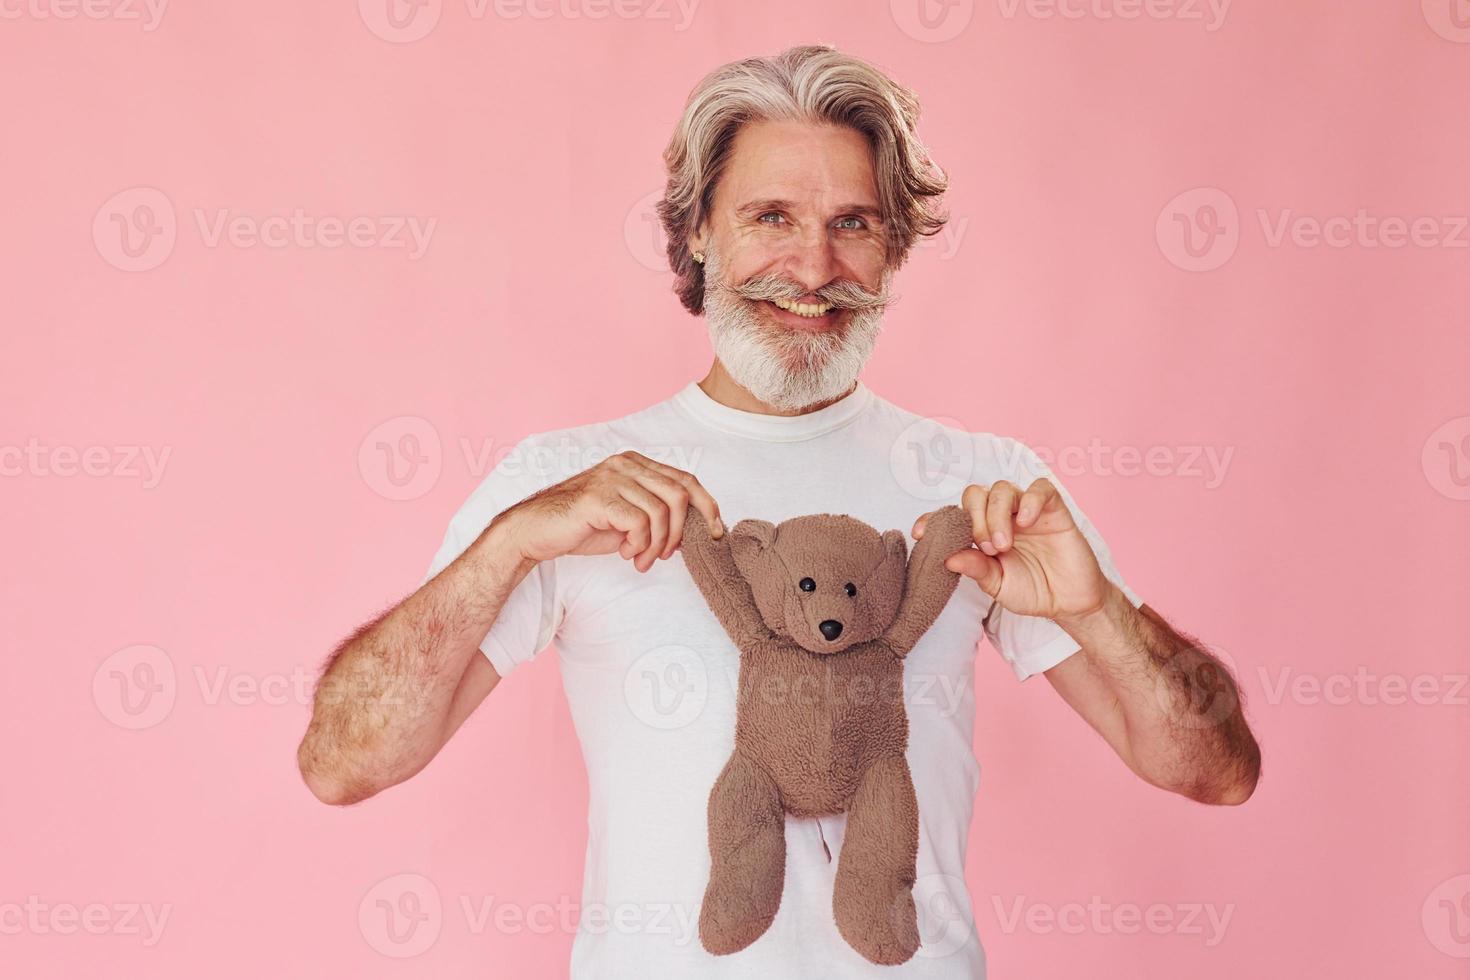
819, 620, 844, 641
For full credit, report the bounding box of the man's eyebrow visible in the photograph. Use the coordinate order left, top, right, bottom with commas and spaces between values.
733, 198, 886, 222
839, 204, 886, 223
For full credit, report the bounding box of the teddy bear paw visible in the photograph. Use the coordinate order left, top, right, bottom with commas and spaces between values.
834, 880, 921, 966
699, 874, 778, 955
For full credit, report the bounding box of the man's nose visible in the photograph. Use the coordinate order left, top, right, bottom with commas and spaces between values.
783, 233, 839, 299
819, 620, 844, 641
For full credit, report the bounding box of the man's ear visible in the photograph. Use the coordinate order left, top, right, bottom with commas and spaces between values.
730, 519, 776, 583
687, 220, 709, 260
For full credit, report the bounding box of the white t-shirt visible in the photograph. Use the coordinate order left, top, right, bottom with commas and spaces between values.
421, 380, 1142, 979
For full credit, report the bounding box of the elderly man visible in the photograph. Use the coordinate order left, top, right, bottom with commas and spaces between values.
298, 45, 1259, 978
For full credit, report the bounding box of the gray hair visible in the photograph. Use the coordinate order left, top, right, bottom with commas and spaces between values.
657, 45, 949, 315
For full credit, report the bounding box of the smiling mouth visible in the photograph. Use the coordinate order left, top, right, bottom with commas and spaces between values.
757, 298, 843, 331
772, 296, 833, 317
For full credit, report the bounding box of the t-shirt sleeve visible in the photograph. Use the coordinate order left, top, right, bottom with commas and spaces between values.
418, 437, 564, 679
981, 438, 1144, 682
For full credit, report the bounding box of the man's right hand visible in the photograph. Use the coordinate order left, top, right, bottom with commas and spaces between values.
498, 451, 724, 573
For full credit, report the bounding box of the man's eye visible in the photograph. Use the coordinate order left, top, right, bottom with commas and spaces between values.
799, 577, 816, 592
834, 216, 867, 231
759, 212, 786, 224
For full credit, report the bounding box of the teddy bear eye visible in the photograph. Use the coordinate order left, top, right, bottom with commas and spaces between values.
844, 582, 857, 597
799, 577, 816, 592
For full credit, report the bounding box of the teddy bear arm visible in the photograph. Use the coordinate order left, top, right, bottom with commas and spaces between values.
881, 505, 970, 657
681, 507, 775, 647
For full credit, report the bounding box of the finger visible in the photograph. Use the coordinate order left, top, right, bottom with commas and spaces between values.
961, 483, 996, 556
628, 469, 693, 560
986, 481, 1020, 552
621, 452, 723, 537
601, 496, 652, 562
913, 504, 963, 540
1016, 478, 1058, 529
616, 482, 671, 572
946, 548, 1003, 598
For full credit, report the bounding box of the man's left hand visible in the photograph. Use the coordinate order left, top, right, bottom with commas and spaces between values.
913, 479, 1111, 624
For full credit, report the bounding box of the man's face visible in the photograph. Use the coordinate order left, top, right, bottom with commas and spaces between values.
693, 119, 894, 410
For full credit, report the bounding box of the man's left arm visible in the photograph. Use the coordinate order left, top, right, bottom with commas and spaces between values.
1043, 589, 1261, 805
913, 478, 1261, 806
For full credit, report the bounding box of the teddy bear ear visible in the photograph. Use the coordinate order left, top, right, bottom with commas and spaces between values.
881, 528, 908, 567
730, 519, 776, 581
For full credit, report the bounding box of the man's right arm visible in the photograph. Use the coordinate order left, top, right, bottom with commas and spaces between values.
295, 450, 723, 806
296, 516, 529, 806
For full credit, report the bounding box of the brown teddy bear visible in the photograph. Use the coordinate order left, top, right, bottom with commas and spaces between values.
679, 503, 975, 966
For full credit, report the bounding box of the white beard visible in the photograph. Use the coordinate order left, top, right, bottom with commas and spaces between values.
702, 258, 888, 412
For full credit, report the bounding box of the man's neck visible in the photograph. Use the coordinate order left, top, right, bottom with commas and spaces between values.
697, 360, 857, 417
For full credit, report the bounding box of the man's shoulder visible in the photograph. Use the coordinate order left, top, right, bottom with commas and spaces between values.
487, 387, 695, 493
865, 387, 1044, 483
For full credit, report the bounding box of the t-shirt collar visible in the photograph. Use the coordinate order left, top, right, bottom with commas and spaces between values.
671, 379, 873, 442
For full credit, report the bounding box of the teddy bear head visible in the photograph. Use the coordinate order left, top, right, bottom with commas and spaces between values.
728, 513, 908, 654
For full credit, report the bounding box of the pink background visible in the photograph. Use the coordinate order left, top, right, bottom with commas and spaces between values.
4, 1, 1468, 976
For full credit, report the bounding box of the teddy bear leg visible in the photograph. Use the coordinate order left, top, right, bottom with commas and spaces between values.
831, 754, 921, 965
699, 751, 787, 956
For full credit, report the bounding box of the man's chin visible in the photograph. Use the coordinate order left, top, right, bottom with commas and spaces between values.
751, 331, 842, 373
724, 346, 861, 411
706, 293, 881, 411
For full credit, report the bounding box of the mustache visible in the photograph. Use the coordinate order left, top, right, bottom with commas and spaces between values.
732, 273, 891, 312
